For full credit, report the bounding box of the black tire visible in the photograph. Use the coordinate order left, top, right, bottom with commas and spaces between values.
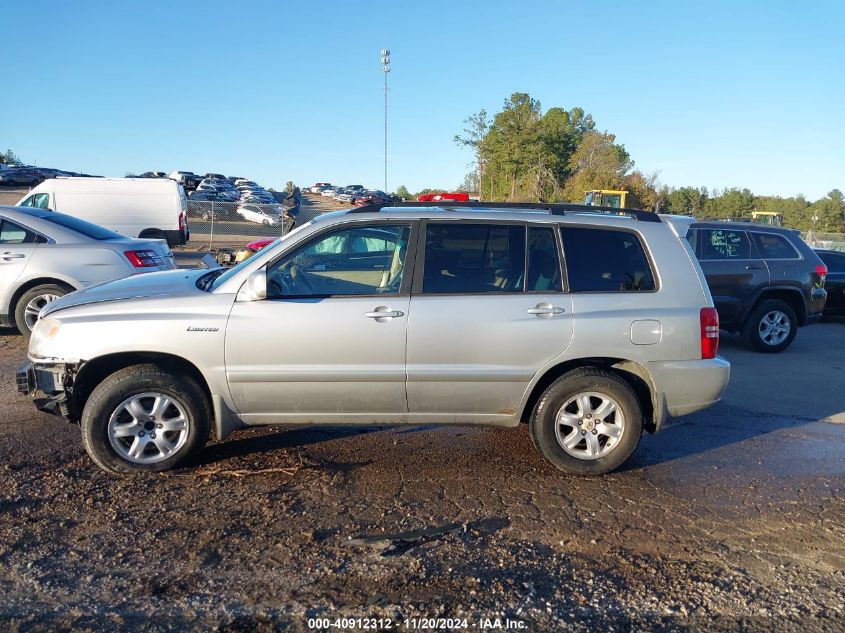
139, 229, 166, 241
81, 364, 211, 474
529, 367, 643, 476
14, 283, 70, 337
742, 299, 798, 353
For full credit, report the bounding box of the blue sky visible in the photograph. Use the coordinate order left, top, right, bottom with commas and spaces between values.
3, 1, 843, 199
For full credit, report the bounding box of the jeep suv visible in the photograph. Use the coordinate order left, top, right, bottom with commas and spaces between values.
18, 203, 730, 475
687, 222, 828, 352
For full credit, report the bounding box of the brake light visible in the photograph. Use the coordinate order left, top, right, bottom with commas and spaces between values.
700, 308, 719, 359
815, 264, 828, 284
179, 210, 187, 232
124, 250, 164, 268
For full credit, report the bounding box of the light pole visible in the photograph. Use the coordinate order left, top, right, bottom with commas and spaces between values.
380, 48, 390, 193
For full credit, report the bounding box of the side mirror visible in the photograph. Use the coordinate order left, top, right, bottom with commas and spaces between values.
238, 269, 267, 301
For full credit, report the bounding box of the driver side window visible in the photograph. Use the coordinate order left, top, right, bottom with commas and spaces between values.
266, 224, 411, 298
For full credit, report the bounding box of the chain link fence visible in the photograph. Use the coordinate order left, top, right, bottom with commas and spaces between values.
185, 200, 297, 251
803, 231, 845, 251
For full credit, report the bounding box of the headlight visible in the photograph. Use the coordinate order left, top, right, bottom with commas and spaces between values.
29, 318, 62, 355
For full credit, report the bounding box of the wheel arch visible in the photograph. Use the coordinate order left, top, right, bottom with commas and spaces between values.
519, 357, 658, 433
139, 228, 167, 240
71, 352, 214, 429
9, 277, 77, 317
743, 287, 806, 326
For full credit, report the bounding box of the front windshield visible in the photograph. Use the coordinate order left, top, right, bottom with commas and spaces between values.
205, 219, 315, 291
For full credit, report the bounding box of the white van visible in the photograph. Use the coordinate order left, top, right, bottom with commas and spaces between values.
17, 177, 189, 246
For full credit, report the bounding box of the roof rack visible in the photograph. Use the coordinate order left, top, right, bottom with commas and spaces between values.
348, 200, 661, 223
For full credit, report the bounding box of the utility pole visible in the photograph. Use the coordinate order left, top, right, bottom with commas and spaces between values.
380, 48, 391, 193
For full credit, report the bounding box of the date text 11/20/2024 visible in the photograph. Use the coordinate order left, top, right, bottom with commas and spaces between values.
306, 617, 527, 630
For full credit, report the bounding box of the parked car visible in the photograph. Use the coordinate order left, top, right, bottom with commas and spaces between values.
237, 204, 280, 225
0, 168, 44, 187
0, 206, 175, 336
310, 182, 331, 193
814, 249, 845, 317
320, 187, 338, 197
687, 221, 828, 352
17, 177, 189, 247
19, 202, 729, 474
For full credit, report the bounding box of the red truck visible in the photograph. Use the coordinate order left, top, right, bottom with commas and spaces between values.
417, 192, 470, 202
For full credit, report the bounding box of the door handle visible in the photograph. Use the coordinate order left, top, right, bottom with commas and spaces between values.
527, 303, 565, 317
1, 253, 25, 260
365, 307, 405, 321
745, 265, 764, 270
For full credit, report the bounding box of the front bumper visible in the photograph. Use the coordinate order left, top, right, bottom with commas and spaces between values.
17, 361, 73, 416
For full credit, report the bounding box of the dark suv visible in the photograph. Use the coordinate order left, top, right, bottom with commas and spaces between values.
688, 222, 828, 352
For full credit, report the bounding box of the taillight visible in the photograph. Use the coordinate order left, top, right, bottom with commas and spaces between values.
700, 307, 719, 359
124, 250, 164, 268
179, 211, 187, 232
815, 264, 828, 286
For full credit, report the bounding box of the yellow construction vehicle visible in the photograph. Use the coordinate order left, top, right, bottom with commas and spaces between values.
584, 190, 632, 209
751, 211, 783, 226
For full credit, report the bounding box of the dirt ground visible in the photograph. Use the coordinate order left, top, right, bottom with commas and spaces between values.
1, 309, 844, 631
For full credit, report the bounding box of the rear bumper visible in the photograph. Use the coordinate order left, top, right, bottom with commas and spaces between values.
648, 357, 731, 430
807, 288, 827, 324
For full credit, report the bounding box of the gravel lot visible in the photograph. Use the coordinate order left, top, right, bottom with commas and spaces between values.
0, 197, 842, 630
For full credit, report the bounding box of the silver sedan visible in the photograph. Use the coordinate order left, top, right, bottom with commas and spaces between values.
0, 206, 175, 336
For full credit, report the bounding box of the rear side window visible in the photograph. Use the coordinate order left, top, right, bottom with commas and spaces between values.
560, 227, 655, 292
40, 213, 124, 240
0, 220, 37, 244
751, 232, 799, 260
695, 229, 752, 260
423, 224, 525, 293
527, 226, 562, 292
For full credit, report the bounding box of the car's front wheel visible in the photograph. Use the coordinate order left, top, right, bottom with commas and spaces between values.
81, 364, 211, 473
529, 368, 643, 475
15, 283, 70, 337
742, 299, 798, 353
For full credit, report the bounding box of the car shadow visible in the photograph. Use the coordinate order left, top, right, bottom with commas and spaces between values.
197, 425, 390, 467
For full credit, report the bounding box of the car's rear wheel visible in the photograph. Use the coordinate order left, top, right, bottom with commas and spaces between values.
14, 284, 69, 337
742, 299, 797, 353
529, 368, 642, 475
81, 364, 211, 474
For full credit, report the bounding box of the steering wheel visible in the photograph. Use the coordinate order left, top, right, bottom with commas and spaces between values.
290, 264, 318, 295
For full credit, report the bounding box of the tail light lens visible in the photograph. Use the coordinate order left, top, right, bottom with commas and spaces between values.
125, 250, 164, 268
179, 210, 188, 232
815, 264, 828, 286
700, 308, 720, 359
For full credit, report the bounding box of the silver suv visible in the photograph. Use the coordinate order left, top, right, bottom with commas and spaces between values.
18, 203, 730, 475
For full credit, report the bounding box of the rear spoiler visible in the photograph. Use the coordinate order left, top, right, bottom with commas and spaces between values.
659, 214, 696, 238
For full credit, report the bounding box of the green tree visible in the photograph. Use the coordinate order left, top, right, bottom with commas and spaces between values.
454, 109, 490, 200
285, 181, 295, 194
810, 189, 845, 232
0, 149, 20, 165
481, 93, 543, 199
562, 131, 632, 201
395, 184, 411, 200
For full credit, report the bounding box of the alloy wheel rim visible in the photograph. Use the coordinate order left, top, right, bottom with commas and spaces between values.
759, 310, 790, 346
554, 391, 625, 461
24, 293, 60, 330
107, 392, 189, 464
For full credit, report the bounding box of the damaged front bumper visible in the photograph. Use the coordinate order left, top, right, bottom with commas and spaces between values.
17, 360, 78, 417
